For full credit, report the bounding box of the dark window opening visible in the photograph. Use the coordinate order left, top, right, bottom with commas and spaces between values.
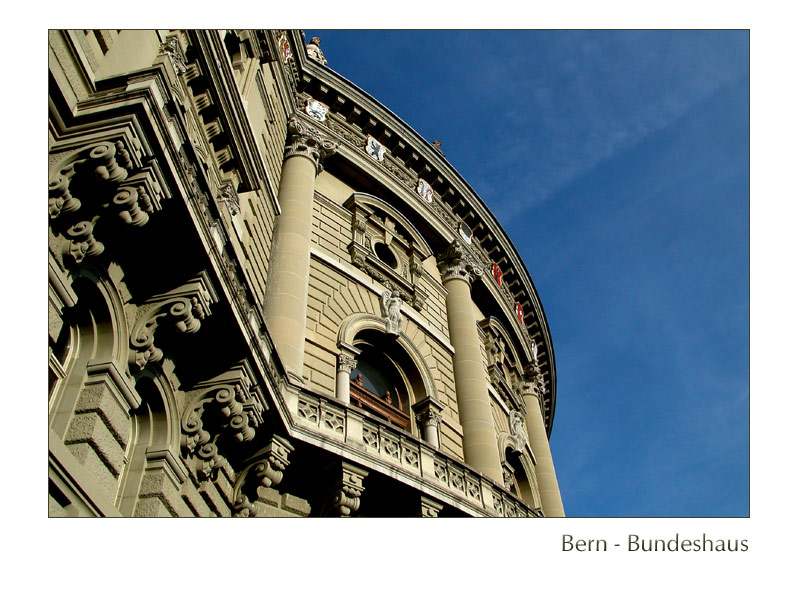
374, 242, 397, 269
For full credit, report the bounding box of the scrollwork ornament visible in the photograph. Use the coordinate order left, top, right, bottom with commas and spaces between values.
129, 276, 216, 372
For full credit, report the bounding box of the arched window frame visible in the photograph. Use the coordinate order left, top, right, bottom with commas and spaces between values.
336, 312, 444, 447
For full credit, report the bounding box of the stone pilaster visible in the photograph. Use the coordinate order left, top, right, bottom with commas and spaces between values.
437, 240, 503, 484
263, 116, 337, 380
520, 364, 565, 517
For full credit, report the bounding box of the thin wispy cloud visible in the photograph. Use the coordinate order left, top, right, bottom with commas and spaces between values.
450, 31, 750, 221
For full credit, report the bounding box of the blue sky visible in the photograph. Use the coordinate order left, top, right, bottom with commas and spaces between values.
309, 29, 749, 517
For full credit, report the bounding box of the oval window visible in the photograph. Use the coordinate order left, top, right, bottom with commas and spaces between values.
374, 242, 398, 269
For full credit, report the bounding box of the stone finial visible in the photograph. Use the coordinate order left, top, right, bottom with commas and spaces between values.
305, 36, 327, 65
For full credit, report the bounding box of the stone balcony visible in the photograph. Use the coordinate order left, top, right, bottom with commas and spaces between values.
291, 387, 542, 517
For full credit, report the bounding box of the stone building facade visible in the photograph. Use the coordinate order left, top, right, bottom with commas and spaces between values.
48, 30, 564, 517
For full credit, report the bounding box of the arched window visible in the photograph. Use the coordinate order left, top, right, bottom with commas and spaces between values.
349, 330, 412, 430
337, 313, 445, 447
504, 447, 535, 506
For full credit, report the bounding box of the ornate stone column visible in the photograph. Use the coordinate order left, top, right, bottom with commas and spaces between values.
520, 364, 565, 517
437, 240, 503, 484
263, 116, 337, 380
335, 352, 358, 405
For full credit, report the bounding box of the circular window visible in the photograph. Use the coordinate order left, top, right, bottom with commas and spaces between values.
374, 242, 398, 269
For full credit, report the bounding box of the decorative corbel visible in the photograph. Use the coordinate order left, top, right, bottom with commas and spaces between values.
330, 462, 368, 517
232, 435, 295, 517
181, 361, 267, 480
49, 139, 166, 264
420, 495, 444, 517
129, 272, 218, 372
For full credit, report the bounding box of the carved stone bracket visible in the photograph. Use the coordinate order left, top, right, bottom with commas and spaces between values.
129, 272, 218, 372
232, 435, 295, 517
420, 495, 444, 517
330, 462, 368, 517
49, 139, 166, 265
284, 115, 338, 174
436, 239, 484, 285
181, 361, 267, 480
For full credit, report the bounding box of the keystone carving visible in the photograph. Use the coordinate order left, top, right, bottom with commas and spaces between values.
232, 435, 295, 517
129, 272, 218, 372
181, 362, 267, 480
436, 239, 484, 284
284, 115, 338, 174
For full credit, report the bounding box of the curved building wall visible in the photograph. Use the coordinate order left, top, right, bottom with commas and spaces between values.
48, 29, 563, 517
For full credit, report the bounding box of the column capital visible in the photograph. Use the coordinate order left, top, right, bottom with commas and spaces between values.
413, 396, 445, 427
516, 363, 542, 396
284, 115, 338, 174
336, 352, 359, 374
436, 239, 484, 285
